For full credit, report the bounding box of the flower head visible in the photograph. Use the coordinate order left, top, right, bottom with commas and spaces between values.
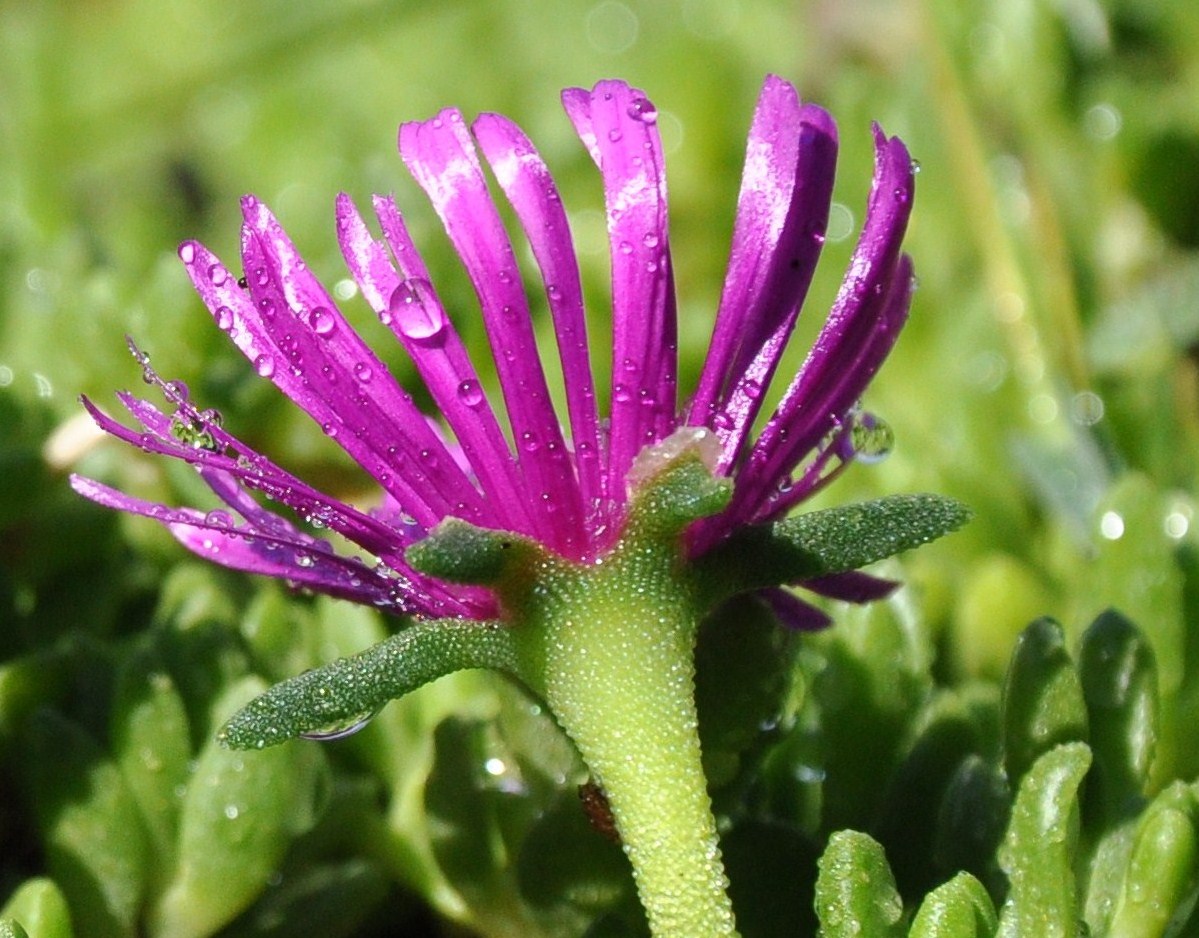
72, 76, 915, 627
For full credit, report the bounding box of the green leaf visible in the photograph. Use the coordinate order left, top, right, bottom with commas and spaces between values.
908, 871, 998, 937
0, 922, 31, 938
109, 644, 192, 888
221, 619, 516, 749
1106, 781, 1199, 937
815, 830, 905, 938
19, 711, 150, 938
694, 594, 794, 791
0, 879, 73, 938
1077, 610, 1158, 829
149, 677, 326, 938
932, 754, 1010, 899
696, 494, 971, 603
1001, 618, 1088, 786
997, 742, 1092, 937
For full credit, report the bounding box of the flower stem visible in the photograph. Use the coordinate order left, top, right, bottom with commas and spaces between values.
509, 538, 738, 938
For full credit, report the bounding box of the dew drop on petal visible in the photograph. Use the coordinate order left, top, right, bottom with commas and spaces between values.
310, 307, 336, 336
457, 379, 483, 407
254, 355, 276, 378
627, 97, 658, 124
849, 411, 894, 464
354, 362, 373, 383
389, 281, 446, 344
215, 306, 234, 330
178, 242, 196, 264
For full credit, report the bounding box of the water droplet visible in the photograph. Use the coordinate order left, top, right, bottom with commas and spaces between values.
254, 355, 275, 378
457, 379, 483, 407
642, 232, 660, 248
607, 128, 623, 143
237, 275, 249, 289
204, 509, 234, 527
254, 266, 270, 287
310, 307, 336, 336
627, 97, 658, 124
849, 411, 894, 464
223, 803, 241, 820
215, 306, 234, 330
613, 384, 632, 403
300, 708, 381, 741
619, 240, 634, 255
520, 432, 540, 453
389, 281, 446, 344
165, 379, 190, 400
257, 297, 276, 319
208, 264, 227, 286
910, 158, 922, 174
295, 551, 315, 568
353, 362, 373, 382
178, 242, 196, 264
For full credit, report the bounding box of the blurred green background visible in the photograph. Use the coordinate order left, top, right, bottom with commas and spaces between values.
4, 0, 1199, 935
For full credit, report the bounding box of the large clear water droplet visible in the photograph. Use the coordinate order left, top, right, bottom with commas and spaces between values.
849, 411, 894, 464
254, 354, 275, 378
300, 708, 381, 741
389, 281, 446, 345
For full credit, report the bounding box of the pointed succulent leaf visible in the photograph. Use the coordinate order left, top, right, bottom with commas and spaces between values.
150, 678, 326, 938
20, 711, 149, 938
1106, 781, 1199, 937
696, 494, 970, 602
1078, 609, 1158, 829
997, 742, 1092, 938
908, 871, 998, 937
815, 830, 905, 938
221, 619, 517, 749
0, 879, 72, 938
1002, 618, 1088, 786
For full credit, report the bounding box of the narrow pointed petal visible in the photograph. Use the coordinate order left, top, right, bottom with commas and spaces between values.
689, 77, 839, 472
335, 193, 534, 536
758, 587, 833, 631
562, 81, 678, 502
472, 113, 607, 524
728, 128, 915, 525
179, 227, 483, 529
69, 474, 420, 612
802, 570, 899, 603
399, 110, 584, 555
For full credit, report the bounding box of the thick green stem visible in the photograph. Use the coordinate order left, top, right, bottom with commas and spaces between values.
510, 540, 737, 938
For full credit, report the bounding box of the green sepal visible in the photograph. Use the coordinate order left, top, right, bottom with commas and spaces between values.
1078, 609, 1158, 828
406, 520, 546, 587
695, 493, 971, 603
0, 922, 30, 938
997, 741, 1092, 936
0, 878, 72, 938
220, 619, 516, 749
1106, 780, 1199, 937
1001, 618, 1088, 786
814, 830, 905, 937
908, 871, 998, 937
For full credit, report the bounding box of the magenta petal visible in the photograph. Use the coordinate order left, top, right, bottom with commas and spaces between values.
179, 229, 480, 530
728, 129, 915, 525
472, 113, 607, 525
399, 111, 584, 556
562, 81, 678, 504
335, 193, 534, 537
758, 587, 833, 631
689, 77, 839, 473
802, 570, 899, 603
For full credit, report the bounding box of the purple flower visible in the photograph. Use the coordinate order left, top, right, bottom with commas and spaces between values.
72, 76, 915, 628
